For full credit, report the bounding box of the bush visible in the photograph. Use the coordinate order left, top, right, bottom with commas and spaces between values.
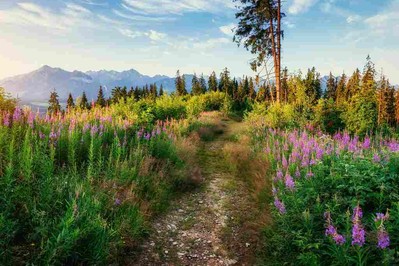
245, 103, 298, 129
155, 95, 187, 120
314, 99, 345, 134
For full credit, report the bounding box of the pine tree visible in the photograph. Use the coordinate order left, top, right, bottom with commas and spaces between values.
387, 85, 396, 126
208, 71, 218, 92
159, 84, 164, 96
281, 68, 289, 103
219, 68, 232, 96
134, 86, 140, 100
199, 74, 207, 94
96, 86, 106, 107
150, 83, 158, 99
191, 73, 202, 95
336, 73, 347, 104
66, 93, 75, 110
175, 70, 187, 96
237, 80, 246, 102
256, 85, 267, 102
325, 72, 337, 101
121, 86, 128, 101
346, 69, 361, 99
362, 55, 376, 93
80, 91, 89, 109
48, 89, 61, 114
234, 0, 283, 102
111, 87, 122, 103
248, 77, 256, 100
304, 67, 322, 105
377, 76, 397, 126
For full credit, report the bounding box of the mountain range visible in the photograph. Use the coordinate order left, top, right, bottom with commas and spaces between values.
0, 66, 397, 105
0, 66, 195, 103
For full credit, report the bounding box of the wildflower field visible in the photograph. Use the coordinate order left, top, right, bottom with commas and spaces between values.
0, 100, 213, 264
250, 123, 399, 264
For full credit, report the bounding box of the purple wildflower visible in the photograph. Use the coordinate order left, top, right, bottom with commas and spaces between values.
373, 153, 381, 163
284, 172, 295, 191
274, 198, 286, 214
375, 212, 388, 222
363, 137, 371, 149
325, 212, 346, 245
114, 198, 121, 206
377, 230, 390, 249
351, 205, 365, 246
295, 168, 301, 178
275, 168, 283, 181
306, 170, 314, 178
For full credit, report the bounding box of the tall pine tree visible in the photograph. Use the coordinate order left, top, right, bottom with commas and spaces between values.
48, 90, 61, 114
336, 73, 347, 104
175, 70, 187, 96
66, 93, 75, 110
208, 71, 218, 92
159, 84, 164, 96
191, 73, 202, 95
80, 92, 89, 109
325, 72, 337, 101
96, 86, 106, 107
199, 74, 207, 94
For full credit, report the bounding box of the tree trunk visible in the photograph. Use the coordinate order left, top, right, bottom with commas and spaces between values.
276, 0, 282, 103
268, 17, 278, 104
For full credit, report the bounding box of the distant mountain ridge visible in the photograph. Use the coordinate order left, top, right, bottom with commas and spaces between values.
0, 66, 185, 103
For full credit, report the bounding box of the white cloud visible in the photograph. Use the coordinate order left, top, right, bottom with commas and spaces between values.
118, 28, 143, 39
289, 0, 318, 14
346, 15, 361, 24
0, 2, 93, 31
146, 30, 167, 41
118, 28, 167, 41
219, 23, 236, 36
113, 9, 174, 22
122, 0, 234, 15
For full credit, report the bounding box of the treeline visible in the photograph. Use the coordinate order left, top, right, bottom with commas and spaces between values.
47, 68, 260, 113
45, 57, 399, 134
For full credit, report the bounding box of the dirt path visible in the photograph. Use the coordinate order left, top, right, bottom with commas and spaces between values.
132, 117, 261, 266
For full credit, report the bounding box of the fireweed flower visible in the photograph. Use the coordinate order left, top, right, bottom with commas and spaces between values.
114, 198, 121, 206
275, 168, 284, 182
3, 113, 10, 126
351, 205, 365, 246
284, 172, 295, 191
282, 156, 288, 169
13, 108, 22, 121
363, 137, 371, 149
325, 211, 346, 245
374, 213, 389, 222
306, 170, 314, 178
374, 212, 390, 249
377, 229, 389, 249
295, 168, 301, 178
274, 197, 286, 214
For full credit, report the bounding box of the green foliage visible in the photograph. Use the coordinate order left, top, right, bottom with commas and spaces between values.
344, 92, 377, 136
314, 99, 345, 134
48, 90, 61, 114
0, 87, 17, 112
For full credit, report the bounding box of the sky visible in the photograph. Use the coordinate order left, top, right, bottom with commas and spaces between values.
0, 0, 398, 83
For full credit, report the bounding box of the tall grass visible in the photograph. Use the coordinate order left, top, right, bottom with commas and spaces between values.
0, 105, 197, 264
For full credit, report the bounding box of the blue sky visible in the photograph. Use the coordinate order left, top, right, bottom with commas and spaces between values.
0, 0, 398, 83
